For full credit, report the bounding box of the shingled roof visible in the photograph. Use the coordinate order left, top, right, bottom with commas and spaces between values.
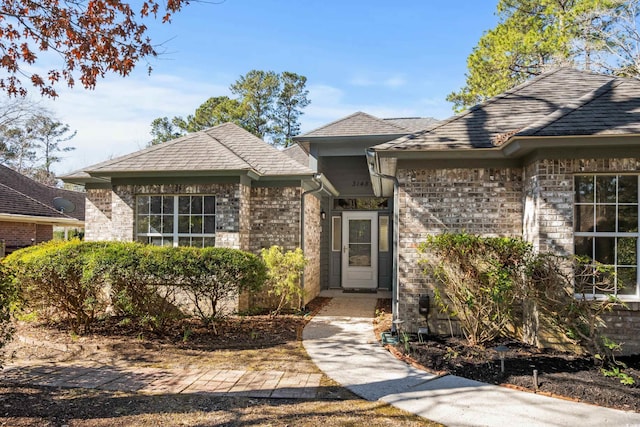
66, 123, 315, 180
297, 111, 437, 139
0, 165, 85, 222
375, 68, 640, 152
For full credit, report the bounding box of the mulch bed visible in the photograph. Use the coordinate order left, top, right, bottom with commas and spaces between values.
375, 299, 640, 412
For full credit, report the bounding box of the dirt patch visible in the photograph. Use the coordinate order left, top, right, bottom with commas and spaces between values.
1, 297, 442, 426
375, 298, 640, 412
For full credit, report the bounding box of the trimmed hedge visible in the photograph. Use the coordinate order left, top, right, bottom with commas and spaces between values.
3, 240, 266, 333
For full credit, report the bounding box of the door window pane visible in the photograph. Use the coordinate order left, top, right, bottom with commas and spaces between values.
349, 220, 371, 243
349, 244, 371, 266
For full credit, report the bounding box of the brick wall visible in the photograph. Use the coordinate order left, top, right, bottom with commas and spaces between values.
398, 159, 640, 354
0, 221, 52, 248
248, 187, 301, 252
243, 186, 303, 311
85, 188, 112, 241
303, 194, 321, 305
396, 167, 524, 334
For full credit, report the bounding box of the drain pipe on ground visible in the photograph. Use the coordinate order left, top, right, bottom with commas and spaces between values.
299, 173, 325, 310
365, 149, 400, 334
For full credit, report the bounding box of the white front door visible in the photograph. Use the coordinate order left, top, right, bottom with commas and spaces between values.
341, 211, 378, 289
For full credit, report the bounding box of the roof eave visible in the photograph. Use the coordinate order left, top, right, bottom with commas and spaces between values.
0, 213, 84, 227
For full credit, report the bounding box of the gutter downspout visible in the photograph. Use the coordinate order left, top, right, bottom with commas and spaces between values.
365, 149, 400, 333
299, 173, 324, 309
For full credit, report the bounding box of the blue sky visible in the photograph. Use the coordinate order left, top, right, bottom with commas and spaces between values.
37, 1, 499, 175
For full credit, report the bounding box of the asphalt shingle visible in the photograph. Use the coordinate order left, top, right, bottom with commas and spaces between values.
80, 123, 315, 177
0, 165, 85, 220
375, 68, 635, 152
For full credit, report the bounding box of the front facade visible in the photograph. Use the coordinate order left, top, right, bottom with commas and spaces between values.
294, 113, 438, 292
368, 69, 640, 354
63, 123, 336, 310
66, 69, 640, 352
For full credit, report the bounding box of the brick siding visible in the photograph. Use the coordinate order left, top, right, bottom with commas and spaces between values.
396, 167, 523, 334
0, 221, 52, 249
397, 158, 640, 354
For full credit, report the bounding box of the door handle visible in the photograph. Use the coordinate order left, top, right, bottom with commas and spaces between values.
343, 246, 348, 254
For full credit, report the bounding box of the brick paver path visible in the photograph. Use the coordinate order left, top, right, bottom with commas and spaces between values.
2, 362, 321, 399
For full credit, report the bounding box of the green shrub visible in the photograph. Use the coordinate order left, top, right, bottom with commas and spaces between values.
181, 247, 267, 324
5, 241, 268, 334
4, 240, 109, 333
261, 246, 307, 316
0, 261, 17, 362
420, 232, 624, 358
419, 233, 531, 346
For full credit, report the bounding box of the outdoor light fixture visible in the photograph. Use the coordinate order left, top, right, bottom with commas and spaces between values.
494, 345, 509, 373
321, 210, 326, 220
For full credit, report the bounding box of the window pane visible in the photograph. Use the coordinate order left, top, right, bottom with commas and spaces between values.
618, 237, 637, 265
379, 216, 389, 252
178, 216, 190, 233
574, 236, 593, 259
178, 237, 191, 247
149, 216, 161, 233
137, 196, 149, 214
178, 196, 190, 214
595, 205, 616, 232
151, 237, 163, 246
162, 238, 173, 247
349, 220, 371, 243
203, 237, 216, 247
162, 216, 174, 234
204, 196, 215, 214
191, 216, 203, 234
594, 237, 615, 264
617, 267, 637, 295
204, 216, 216, 233
136, 236, 149, 244
619, 205, 638, 232
575, 176, 594, 203
332, 217, 341, 252
596, 176, 617, 203
191, 196, 202, 215
618, 176, 638, 204
163, 196, 174, 214
575, 205, 594, 232
137, 216, 149, 233
150, 196, 162, 214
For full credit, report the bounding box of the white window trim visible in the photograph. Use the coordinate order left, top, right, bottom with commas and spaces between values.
136, 195, 216, 247
574, 174, 640, 300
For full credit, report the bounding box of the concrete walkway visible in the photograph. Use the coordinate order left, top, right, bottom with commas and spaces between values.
303, 292, 640, 427
2, 361, 321, 399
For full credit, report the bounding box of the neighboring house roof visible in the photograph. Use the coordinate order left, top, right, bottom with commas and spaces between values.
283, 144, 309, 167
64, 123, 316, 181
296, 111, 436, 138
383, 117, 439, 133
375, 68, 640, 152
0, 165, 85, 224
